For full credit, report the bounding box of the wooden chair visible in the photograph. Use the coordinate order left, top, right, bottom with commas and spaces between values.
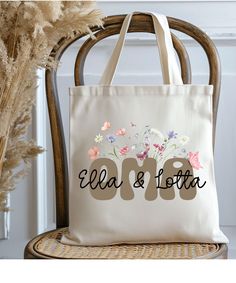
24, 13, 228, 259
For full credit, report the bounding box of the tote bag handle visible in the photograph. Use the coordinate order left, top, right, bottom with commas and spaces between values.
99, 12, 183, 86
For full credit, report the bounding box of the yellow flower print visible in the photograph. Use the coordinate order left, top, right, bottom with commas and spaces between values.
94, 134, 103, 143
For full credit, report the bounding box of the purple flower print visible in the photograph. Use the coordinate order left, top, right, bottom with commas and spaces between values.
153, 144, 165, 153
89, 123, 199, 166
167, 130, 178, 139
106, 134, 116, 143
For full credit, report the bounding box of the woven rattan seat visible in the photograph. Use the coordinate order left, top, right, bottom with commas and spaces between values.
24, 228, 227, 259
24, 13, 228, 259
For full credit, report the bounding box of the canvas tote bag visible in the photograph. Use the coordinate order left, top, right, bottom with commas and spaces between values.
61, 12, 228, 245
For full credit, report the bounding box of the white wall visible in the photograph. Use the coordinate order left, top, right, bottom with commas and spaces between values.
0, 137, 38, 258
1, 0, 236, 258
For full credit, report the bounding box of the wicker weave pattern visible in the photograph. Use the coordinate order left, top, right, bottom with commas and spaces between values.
33, 228, 220, 259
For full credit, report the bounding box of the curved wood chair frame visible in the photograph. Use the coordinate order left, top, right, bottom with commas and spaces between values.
25, 13, 227, 259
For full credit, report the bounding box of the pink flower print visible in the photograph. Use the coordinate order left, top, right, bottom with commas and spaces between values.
119, 146, 129, 156
136, 148, 150, 160
153, 144, 165, 153
116, 128, 126, 136
188, 152, 203, 170
106, 134, 116, 143
101, 121, 111, 131
88, 146, 100, 160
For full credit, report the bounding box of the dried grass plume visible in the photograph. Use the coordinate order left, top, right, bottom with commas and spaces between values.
0, 1, 103, 211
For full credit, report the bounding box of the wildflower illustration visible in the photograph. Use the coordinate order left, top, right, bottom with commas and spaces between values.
94, 134, 103, 143
116, 128, 126, 136
188, 152, 203, 170
88, 146, 100, 160
119, 146, 129, 156
88, 121, 203, 170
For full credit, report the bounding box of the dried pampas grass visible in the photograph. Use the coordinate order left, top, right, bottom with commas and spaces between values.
0, 1, 103, 211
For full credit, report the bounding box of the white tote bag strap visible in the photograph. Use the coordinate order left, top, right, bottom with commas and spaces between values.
99, 12, 183, 86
